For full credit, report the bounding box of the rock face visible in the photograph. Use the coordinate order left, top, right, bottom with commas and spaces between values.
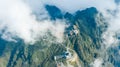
0, 5, 106, 67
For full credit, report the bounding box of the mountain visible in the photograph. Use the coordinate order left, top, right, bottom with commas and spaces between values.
0, 5, 113, 67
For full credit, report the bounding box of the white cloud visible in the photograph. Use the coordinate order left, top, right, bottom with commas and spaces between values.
101, 4, 120, 48
0, 0, 119, 46
0, 0, 66, 44
94, 1, 120, 67
91, 58, 103, 67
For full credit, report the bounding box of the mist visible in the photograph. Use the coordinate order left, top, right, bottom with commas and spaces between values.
0, 0, 66, 44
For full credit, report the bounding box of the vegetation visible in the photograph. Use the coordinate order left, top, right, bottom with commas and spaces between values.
0, 5, 106, 67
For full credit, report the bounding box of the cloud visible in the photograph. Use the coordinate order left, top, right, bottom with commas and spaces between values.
94, 1, 120, 67
91, 58, 103, 67
0, 0, 66, 44
0, 0, 118, 44
24, 0, 119, 47
100, 4, 120, 49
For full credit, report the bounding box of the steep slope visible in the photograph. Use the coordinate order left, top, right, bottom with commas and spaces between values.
0, 5, 106, 67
